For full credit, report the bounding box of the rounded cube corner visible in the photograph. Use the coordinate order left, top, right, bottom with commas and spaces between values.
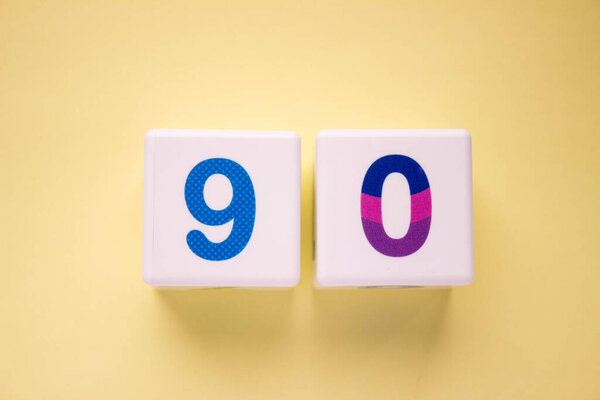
145, 129, 163, 140
313, 269, 336, 289
284, 130, 301, 140
283, 131, 301, 147
455, 129, 471, 140
281, 271, 301, 288
450, 266, 474, 286
459, 268, 475, 286
142, 269, 158, 287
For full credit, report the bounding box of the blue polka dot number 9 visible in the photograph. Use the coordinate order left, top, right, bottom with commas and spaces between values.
184, 158, 256, 261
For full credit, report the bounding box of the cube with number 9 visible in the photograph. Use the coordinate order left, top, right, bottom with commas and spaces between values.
315, 129, 473, 288
143, 130, 300, 288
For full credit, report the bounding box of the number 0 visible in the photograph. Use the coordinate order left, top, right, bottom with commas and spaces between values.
361, 155, 431, 257
185, 158, 255, 261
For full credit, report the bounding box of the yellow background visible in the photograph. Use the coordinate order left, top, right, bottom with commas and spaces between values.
1, 0, 599, 398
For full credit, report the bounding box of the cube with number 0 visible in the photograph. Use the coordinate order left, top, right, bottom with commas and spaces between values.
315, 129, 473, 288
143, 130, 300, 288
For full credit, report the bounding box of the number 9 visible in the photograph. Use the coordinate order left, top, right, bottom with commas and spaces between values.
184, 158, 255, 261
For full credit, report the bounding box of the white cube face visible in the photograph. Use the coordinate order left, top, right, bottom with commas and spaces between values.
143, 130, 300, 288
315, 130, 473, 287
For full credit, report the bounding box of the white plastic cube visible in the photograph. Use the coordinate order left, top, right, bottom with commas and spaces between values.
315, 129, 473, 288
143, 130, 300, 288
